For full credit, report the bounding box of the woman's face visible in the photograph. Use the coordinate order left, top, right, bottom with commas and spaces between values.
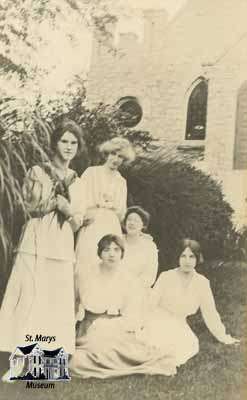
125, 212, 144, 236
179, 247, 197, 273
55, 131, 78, 162
100, 241, 122, 268
105, 150, 125, 170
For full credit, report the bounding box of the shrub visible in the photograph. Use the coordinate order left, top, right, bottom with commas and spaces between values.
123, 155, 234, 268
223, 225, 247, 261
0, 120, 50, 281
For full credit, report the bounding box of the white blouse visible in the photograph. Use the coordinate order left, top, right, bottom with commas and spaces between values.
152, 269, 229, 342
80, 266, 142, 319
79, 166, 127, 220
122, 234, 158, 288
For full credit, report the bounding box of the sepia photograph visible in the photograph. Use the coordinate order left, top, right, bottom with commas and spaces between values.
0, 0, 246, 399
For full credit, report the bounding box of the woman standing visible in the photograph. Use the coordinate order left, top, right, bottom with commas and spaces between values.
0, 120, 85, 358
75, 137, 135, 314
122, 206, 158, 288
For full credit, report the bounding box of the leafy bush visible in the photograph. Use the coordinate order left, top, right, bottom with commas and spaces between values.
124, 155, 234, 268
223, 225, 247, 261
0, 119, 51, 281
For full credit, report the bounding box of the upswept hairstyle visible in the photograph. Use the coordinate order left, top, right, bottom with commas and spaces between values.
97, 234, 125, 259
51, 119, 85, 155
123, 206, 150, 231
99, 137, 135, 164
177, 238, 204, 265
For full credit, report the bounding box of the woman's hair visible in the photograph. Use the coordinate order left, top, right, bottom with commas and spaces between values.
123, 206, 150, 231
99, 137, 135, 164
97, 234, 125, 259
51, 119, 85, 155
177, 238, 204, 265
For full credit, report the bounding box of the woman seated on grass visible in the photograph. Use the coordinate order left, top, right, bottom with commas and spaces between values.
121, 206, 158, 288
138, 238, 240, 367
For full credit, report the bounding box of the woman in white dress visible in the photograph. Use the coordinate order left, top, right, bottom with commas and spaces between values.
75, 137, 135, 316
122, 206, 158, 288
0, 120, 85, 360
138, 238, 240, 368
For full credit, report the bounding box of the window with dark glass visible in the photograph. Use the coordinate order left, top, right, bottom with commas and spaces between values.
116, 96, 142, 127
185, 80, 208, 140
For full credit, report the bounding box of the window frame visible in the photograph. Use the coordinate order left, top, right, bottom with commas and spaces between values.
185, 78, 208, 141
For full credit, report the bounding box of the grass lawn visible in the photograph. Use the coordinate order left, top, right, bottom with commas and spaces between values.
0, 261, 246, 400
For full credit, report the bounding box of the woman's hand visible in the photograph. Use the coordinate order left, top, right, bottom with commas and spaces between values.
106, 308, 120, 316
68, 214, 84, 232
83, 215, 94, 227
83, 209, 95, 226
98, 194, 116, 210
223, 335, 240, 345
76, 304, 85, 322
45, 197, 57, 214
56, 194, 72, 219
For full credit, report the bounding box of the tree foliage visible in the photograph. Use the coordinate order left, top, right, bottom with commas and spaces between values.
0, 0, 127, 132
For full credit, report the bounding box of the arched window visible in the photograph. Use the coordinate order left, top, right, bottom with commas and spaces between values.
185, 79, 208, 140
116, 96, 142, 127
234, 81, 247, 169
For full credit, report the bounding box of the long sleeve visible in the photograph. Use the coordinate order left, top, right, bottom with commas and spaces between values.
149, 272, 167, 308
69, 177, 87, 216
79, 167, 95, 211
138, 238, 159, 288
22, 166, 56, 216
115, 177, 127, 221
200, 279, 229, 342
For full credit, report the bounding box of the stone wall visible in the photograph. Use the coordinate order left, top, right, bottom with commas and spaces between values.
86, 0, 247, 226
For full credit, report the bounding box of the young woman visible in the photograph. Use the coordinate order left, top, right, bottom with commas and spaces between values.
122, 206, 158, 288
138, 239, 240, 368
0, 120, 85, 361
75, 137, 135, 317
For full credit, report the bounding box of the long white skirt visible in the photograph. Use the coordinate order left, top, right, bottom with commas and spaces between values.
137, 309, 199, 366
75, 208, 122, 300
0, 252, 75, 354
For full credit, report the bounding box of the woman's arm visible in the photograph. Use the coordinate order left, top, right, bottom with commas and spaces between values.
22, 166, 56, 217
120, 278, 147, 331
200, 279, 240, 344
151, 272, 166, 303
138, 238, 159, 288
113, 178, 127, 221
